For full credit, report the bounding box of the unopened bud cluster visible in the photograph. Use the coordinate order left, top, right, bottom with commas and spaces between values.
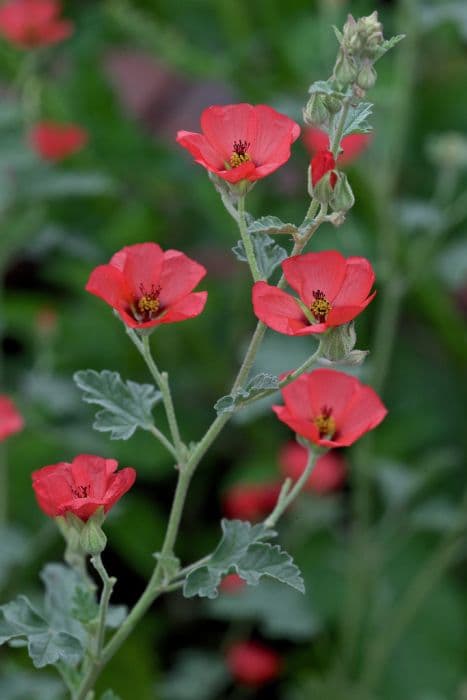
334, 12, 385, 92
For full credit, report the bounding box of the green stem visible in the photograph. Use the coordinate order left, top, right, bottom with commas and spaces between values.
147, 424, 178, 460
91, 555, 116, 657
237, 195, 262, 282
264, 448, 319, 528
330, 97, 352, 157
139, 334, 185, 462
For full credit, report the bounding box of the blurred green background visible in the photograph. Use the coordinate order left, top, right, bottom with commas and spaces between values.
0, 0, 466, 698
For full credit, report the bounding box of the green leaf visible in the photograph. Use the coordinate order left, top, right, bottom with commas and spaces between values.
160, 650, 229, 700
342, 102, 373, 137
214, 373, 279, 415
73, 369, 162, 440
184, 519, 304, 599
27, 630, 83, 669
41, 564, 87, 642
308, 79, 346, 98
106, 605, 127, 629
232, 233, 287, 279
71, 587, 99, 624
374, 34, 405, 61
208, 577, 319, 641
247, 215, 298, 237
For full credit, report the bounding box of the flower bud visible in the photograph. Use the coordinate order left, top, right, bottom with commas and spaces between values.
79, 508, 107, 556
320, 322, 357, 362
330, 172, 355, 212
303, 92, 329, 127
359, 11, 384, 55
334, 51, 358, 86
323, 94, 342, 115
357, 60, 377, 90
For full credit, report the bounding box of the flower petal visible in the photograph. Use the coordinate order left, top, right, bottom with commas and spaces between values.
117, 243, 165, 298
327, 293, 376, 326
159, 250, 207, 307
201, 104, 258, 160
176, 130, 224, 170
158, 291, 207, 324
336, 385, 387, 445
85, 264, 132, 311
104, 467, 136, 511
248, 105, 300, 165
332, 257, 375, 306
252, 282, 309, 335
307, 368, 359, 423
272, 405, 320, 443
282, 251, 347, 307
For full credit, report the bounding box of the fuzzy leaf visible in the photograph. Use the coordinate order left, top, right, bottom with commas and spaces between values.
232, 233, 287, 279
214, 373, 279, 415
374, 34, 405, 60
342, 102, 373, 137
247, 216, 298, 237
27, 631, 82, 669
74, 369, 162, 440
184, 520, 303, 599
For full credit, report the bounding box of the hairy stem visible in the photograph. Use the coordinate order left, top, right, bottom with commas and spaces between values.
237, 195, 262, 282
265, 448, 319, 528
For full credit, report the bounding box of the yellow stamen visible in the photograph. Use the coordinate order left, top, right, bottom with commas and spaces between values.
314, 408, 336, 439
229, 151, 251, 168
138, 295, 160, 315
311, 289, 332, 323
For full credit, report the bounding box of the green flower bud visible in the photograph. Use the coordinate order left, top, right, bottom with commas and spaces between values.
323, 94, 342, 115
334, 51, 358, 87
357, 61, 377, 90
320, 322, 357, 362
303, 92, 329, 127
331, 172, 355, 212
79, 508, 107, 556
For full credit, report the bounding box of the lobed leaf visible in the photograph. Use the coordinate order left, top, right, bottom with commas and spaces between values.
74, 369, 162, 440
184, 520, 304, 599
247, 215, 298, 237
232, 233, 287, 279
342, 102, 373, 137
214, 373, 279, 415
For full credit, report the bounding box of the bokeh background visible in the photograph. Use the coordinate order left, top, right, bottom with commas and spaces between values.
0, 0, 466, 698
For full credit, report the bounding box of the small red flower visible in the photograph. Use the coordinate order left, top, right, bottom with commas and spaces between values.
226, 641, 282, 687
85, 243, 207, 330
279, 442, 346, 493
311, 149, 337, 188
304, 128, 372, 166
0, 0, 72, 48
252, 250, 376, 336
273, 368, 387, 448
220, 574, 247, 594
223, 483, 281, 522
29, 122, 88, 161
32, 454, 136, 521
0, 395, 23, 441
176, 103, 300, 184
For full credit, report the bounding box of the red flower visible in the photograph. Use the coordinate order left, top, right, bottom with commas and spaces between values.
304, 128, 372, 166
252, 251, 376, 336
226, 641, 282, 687
30, 122, 88, 161
85, 243, 207, 330
279, 442, 346, 493
0, 395, 23, 441
32, 454, 136, 521
223, 483, 281, 522
220, 574, 246, 594
273, 368, 387, 448
311, 149, 337, 188
176, 103, 300, 184
0, 0, 72, 48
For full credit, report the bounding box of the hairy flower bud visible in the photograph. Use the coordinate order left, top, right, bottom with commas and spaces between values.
303, 92, 329, 127
331, 172, 355, 212
357, 60, 377, 90
320, 322, 357, 362
334, 51, 358, 86
80, 508, 107, 556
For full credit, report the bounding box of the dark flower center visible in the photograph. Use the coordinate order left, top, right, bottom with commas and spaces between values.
310, 289, 332, 323
135, 283, 161, 321
72, 484, 90, 499
230, 140, 251, 168
314, 405, 336, 439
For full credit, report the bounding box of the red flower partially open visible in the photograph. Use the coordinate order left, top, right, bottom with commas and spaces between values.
32, 454, 136, 521
176, 103, 300, 184
0, 0, 72, 48
273, 368, 387, 448
252, 251, 376, 336
86, 243, 207, 330
304, 128, 372, 166
222, 482, 281, 522
279, 441, 346, 493
226, 641, 282, 687
311, 149, 337, 188
30, 122, 88, 161
0, 395, 23, 441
